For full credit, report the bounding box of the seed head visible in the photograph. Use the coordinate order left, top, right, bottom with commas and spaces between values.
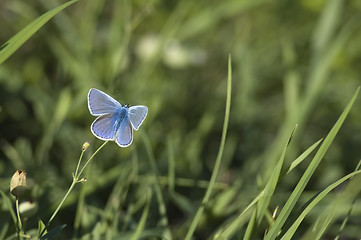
10, 170, 27, 197
82, 141, 91, 151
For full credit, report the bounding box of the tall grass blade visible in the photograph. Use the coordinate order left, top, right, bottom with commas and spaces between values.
261, 0, 352, 179
312, 0, 343, 55
167, 137, 176, 194
334, 160, 361, 240
256, 125, 297, 226
0, 190, 17, 226
264, 87, 360, 240
142, 132, 172, 240
0, 222, 9, 240
243, 210, 257, 240
0, 0, 78, 65
242, 126, 296, 239
281, 170, 361, 240
213, 191, 264, 239
40, 224, 67, 240
285, 139, 322, 175
301, 169, 361, 239
185, 55, 232, 240
130, 192, 151, 240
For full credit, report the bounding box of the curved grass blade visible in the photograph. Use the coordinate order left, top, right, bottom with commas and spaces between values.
0, 0, 78, 65
213, 137, 321, 239
142, 132, 172, 239
40, 224, 66, 240
256, 125, 297, 225
281, 170, 361, 240
130, 191, 151, 240
185, 55, 232, 240
301, 166, 361, 239
334, 160, 361, 240
242, 125, 296, 239
285, 139, 323, 175
243, 209, 257, 240
212, 191, 264, 240
0, 190, 17, 227
264, 87, 359, 240
167, 137, 176, 194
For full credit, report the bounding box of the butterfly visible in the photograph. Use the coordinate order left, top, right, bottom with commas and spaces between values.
87, 88, 148, 147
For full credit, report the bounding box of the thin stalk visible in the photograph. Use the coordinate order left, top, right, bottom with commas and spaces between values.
39, 141, 108, 238
184, 55, 232, 240
74, 150, 85, 178
47, 180, 77, 227
15, 197, 22, 240
77, 141, 108, 177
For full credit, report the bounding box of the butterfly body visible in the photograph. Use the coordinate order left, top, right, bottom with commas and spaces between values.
115, 107, 129, 127
87, 88, 148, 147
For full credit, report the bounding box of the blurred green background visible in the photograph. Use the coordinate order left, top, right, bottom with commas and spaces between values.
1, 0, 361, 239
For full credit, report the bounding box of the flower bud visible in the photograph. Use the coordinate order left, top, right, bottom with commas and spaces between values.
19, 201, 38, 218
82, 141, 91, 151
10, 170, 27, 197
78, 177, 87, 183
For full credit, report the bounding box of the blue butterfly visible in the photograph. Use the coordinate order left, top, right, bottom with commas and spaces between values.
87, 88, 148, 147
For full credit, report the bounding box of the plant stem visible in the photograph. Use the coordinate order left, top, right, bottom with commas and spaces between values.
77, 141, 108, 177
47, 180, 77, 226
74, 149, 85, 178
15, 197, 22, 239
39, 141, 108, 238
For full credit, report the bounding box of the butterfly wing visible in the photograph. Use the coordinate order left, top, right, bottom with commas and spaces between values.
115, 118, 133, 147
91, 113, 119, 140
128, 105, 148, 130
88, 88, 122, 116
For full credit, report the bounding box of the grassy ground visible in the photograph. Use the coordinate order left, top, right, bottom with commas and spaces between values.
1, 0, 361, 239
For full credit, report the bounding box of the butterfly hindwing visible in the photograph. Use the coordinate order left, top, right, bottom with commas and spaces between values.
91, 113, 119, 140
88, 88, 122, 116
115, 118, 133, 147
128, 105, 148, 130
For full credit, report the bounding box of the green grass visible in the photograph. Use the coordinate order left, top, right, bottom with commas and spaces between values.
1, 0, 361, 239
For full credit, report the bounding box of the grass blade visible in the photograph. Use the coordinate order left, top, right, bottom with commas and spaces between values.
301, 167, 361, 239
167, 137, 176, 194
281, 170, 361, 240
142, 132, 172, 239
0, 190, 17, 226
285, 139, 323, 175
130, 191, 151, 240
185, 55, 232, 240
256, 125, 297, 226
264, 87, 359, 240
334, 160, 361, 240
312, 0, 343, 55
213, 191, 264, 240
243, 210, 257, 240
218, 136, 322, 239
40, 224, 67, 240
242, 126, 296, 239
0, 0, 78, 64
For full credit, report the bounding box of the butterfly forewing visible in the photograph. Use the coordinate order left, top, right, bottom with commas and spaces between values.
91, 113, 119, 140
115, 119, 133, 147
128, 106, 148, 130
88, 88, 122, 116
